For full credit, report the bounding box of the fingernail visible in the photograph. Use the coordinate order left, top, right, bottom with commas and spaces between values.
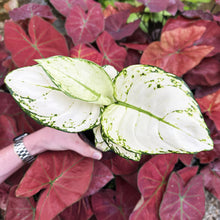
92, 152, 102, 160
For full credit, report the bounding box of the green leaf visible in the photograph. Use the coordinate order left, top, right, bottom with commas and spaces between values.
101, 65, 213, 154
5, 65, 101, 132
36, 56, 115, 105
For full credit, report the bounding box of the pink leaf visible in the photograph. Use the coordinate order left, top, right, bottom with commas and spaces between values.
159, 173, 205, 220
70, 44, 103, 65
177, 166, 199, 185
50, 0, 98, 17
85, 160, 114, 196
16, 151, 94, 220
65, 5, 104, 45
130, 154, 178, 220
96, 31, 127, 71
4, 16, 69, 67
5, 185, 36, 220
105, 10, 140, 40
9, 3, 55, 21
178, 154, 194, 166
184, 56, 220, 87
201, 163, 220, 200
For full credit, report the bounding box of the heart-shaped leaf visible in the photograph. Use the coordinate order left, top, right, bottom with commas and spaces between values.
201, 162, 220, 200
101, 65, 213, 154
65, 5, 104, 45
37, 56, 114, 105
9, 3, 55, 21
4, 16, 69, 67
140, 25, 214, 76
50, 0, 98, 17
92, 177, 140, 219
85, 160, 113, 196
70, 44, 103, 66
16, 151, 94, 220
159, 173, 205, 220
59, 197, 93, 220
105, 10, 140, 40
5, 65, 101, 132
196, 89, 220, 130
5, 186, 36, 220
96, 31, 127, 71
130, 154, 178, 220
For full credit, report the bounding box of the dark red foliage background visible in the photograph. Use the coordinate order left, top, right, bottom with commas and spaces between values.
0, 0, 220, 219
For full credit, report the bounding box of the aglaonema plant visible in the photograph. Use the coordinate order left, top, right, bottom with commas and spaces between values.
4, 55, 213, 161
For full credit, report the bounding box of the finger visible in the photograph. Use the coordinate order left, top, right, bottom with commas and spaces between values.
71, 134, 102, 160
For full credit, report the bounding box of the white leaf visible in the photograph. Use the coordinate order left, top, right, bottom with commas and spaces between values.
5, 65, 101, 132
36, 56, 115, 105
101, 65, 213, 154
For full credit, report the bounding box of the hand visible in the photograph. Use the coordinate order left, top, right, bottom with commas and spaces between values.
24, 127, 102, 160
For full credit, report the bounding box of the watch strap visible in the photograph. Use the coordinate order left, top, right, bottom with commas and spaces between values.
13, 133, 36, 163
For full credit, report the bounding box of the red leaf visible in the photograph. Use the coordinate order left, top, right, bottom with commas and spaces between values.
0, 40, 10, 86
114, 2, 145, 14
0, 115, 17, 148
196, 89, 220, 130
102, 154, 140, 175
16, 151, 94, 220
105, 10, 140, 40
120, 42, 147, 51
130, 154, 178, 220
195, 21, 220, 57
159, 173, 205, 220
124, 49, 141, 67
184, 56, 220, 87
96, 31, 127, 71
177, 166, 199, 185
182, 10, 214, 20
70, 44, 103, 65
85, 160, 113, 196
178, 154, 194, 166
65, 5, 104, 45
209, 159, 220, 177
50, 0, 98, 17
140, 25, 214, 76
0, 92, 42, 136
201, 163, 220, 200
163, 17, 220, 57
0, 183, 10, 211
59, 197, 93, 220
5, 185, 36, 220
92, 177, 140, 220
4, 16, 69, 67
9, 3, 55, 21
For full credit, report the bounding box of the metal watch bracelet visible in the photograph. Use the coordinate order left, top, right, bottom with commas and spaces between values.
13, 133, 36, 163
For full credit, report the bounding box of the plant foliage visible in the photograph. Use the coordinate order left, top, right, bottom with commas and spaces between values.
0, 0, 220, 219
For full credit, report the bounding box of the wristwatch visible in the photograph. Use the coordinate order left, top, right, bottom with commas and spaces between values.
13, 133, 36, 163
